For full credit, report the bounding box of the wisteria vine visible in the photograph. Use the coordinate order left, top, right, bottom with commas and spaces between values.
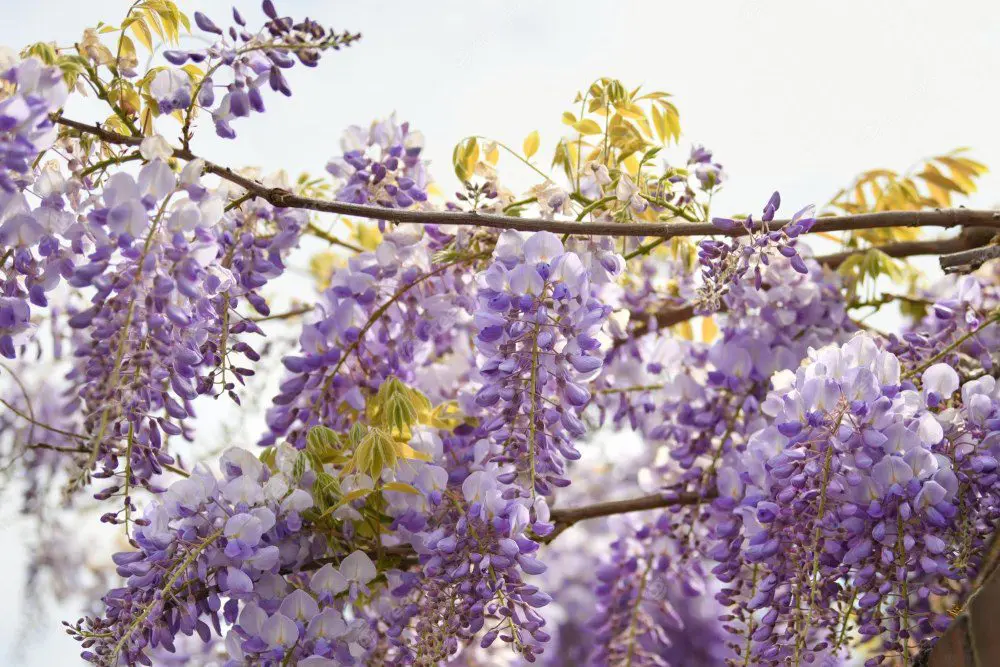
1, 2, 999, 667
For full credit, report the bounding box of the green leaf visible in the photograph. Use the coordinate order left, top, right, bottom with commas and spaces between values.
313, 471, 341, 510
349, 423, 368, 448
259, 446, 277, 471
368, 377, 419, 433
292, 451, 308, 481
340, 487, 373, 504
307, 425, 339, 452
353, 428, 397, 478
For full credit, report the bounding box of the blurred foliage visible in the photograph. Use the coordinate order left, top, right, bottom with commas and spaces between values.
829, 150, 988, 301
827, 150, 988, 245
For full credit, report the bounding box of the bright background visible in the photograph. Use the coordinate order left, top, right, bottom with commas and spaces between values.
3, 1, 1000, 664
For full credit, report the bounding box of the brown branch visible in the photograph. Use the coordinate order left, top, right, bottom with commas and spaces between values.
53, 114, 1000, 240
618, 303, 700, 345
940, 244, 1000, 273
548, 490, 707, 526
817, 237, 978, 268
293, 489, 713, 572
816, 226, 999, 268
543, 490, 712, 542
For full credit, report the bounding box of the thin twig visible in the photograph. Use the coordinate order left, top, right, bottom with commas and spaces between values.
252, 305, 314, 323
548, 490, 708, 526
306, 222, 364, 253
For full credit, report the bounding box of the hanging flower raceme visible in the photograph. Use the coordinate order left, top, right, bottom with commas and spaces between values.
372, 427, 555, 665
0, 57, 68, 192
588, 514, 741, 667
892, 274, 1000, 372
0, 58, 74, 358
262, 227, 475, 449
67, 444, 379, 666
64, 159, 303, 500
472, 231, 615, 495
598, 253, 852, 478
198, 193, 307, 402
326, 115, 430, 216
697, 192, 816, 311
0, 373, 78, 512
158, 2, 360, 139
711, 333, 1000, 664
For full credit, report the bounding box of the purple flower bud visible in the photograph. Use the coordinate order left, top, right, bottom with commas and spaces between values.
194, 12, 223, 35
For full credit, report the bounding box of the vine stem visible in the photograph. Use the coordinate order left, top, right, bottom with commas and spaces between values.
576, 195, 617, 221
742, 564, 760, 667
623, 561, 652, 667
109, 528, 224, 663
796, 408, 845, 665
906, 309, 1000, 378
896, 514, 912, 667
123, 422, 135, 538
306, 221, 364, 253
526, 314, 541, 497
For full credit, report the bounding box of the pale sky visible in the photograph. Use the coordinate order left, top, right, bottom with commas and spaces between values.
3, 0, 1000, 664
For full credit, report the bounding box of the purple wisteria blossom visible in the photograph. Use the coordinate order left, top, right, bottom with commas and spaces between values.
698, 192, 817, 310
0, 58, 71, 358
68, 443, 377, 666
326, 115, 430, 215
158, 2, 360, 139
472, 230, 615, 494
711, 332, 1000, 663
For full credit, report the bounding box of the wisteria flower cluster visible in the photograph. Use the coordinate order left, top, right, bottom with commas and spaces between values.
0, 58, 70, 357
67, 443, 380, 666
326, 115, 431, 214
698, 192, 817, 311
712, 332, 1000, 664
473, 231, 615, 495
158, 3, 361, 140
63, 157, 306, 504
377, 431, 556, 664
262, 225, 475, 449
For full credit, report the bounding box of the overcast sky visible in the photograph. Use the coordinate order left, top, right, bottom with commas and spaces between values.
3, 1, 1000, 664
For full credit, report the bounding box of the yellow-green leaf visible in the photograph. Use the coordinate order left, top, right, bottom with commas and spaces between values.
523, 130, 540, 159
651, 105, 667, 143
383, 481, 421, 495
394, 441, 432, 463
340, 488, 373, 504
452, 137, 479, 182
130, 18, 154, 51
572, 119, 603, 135
353, 428, 397, 478
485, 143, 499, 165
674, 320, 694, 340
701, 317, 719, 342
918, 168, 964, 194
